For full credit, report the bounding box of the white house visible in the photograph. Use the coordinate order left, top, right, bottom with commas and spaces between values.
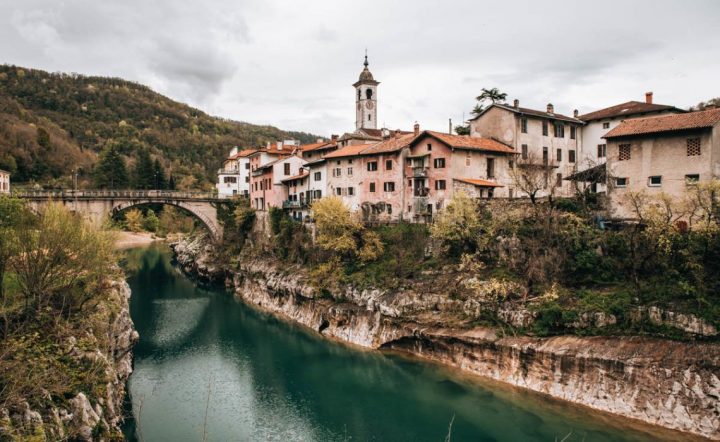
216, 147, 255, 198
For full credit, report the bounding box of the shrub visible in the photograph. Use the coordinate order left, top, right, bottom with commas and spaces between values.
124, 208, 143, 232
143, 209, 159, 232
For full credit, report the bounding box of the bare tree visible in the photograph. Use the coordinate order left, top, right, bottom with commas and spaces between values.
508, 152, 558, 204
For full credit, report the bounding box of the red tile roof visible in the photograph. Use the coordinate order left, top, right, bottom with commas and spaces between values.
281, 171, 309, 183
323, 143, 377, 159
578, 101, 684, 122
360, 133, 416, 155
604, 108, 720, 139
454, 178, 503, 187
226, 148, 258, 160
415, 131, 516, 154
299, 142, 332, 152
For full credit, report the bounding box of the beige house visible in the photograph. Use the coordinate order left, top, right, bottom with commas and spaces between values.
604, 108, 720, 219
0, 169, 9, 194
469, 101, 584, 198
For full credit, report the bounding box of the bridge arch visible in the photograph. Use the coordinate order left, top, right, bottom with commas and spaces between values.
111, 200, 221, 240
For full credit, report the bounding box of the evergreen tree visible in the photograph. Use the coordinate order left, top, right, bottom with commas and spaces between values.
93, 145, 128, 189
133, 149, 154, 189
153, 159, 167, 189
168, 173, 176, 190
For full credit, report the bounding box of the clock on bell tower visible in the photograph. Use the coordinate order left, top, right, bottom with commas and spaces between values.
353, 52, 379, 130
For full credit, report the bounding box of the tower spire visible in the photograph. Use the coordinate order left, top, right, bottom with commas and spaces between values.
364, 49, 368, 67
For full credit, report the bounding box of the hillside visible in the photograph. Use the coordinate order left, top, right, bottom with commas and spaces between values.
0, 65, 319, 189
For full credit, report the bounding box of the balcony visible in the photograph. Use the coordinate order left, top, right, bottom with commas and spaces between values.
412, 167, 429, 178
282, 200, 307, 209
413, 187, 430, 197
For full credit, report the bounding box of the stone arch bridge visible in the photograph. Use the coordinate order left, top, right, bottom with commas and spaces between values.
15, 190, 224, 240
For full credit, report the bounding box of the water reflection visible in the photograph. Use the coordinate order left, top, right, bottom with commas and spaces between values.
123, 244, 677, 442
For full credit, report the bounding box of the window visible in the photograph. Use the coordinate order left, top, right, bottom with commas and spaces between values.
556, 173, 563, 187
556, 148, 562, 162
369, 182, 376, 192
314, 190, 322, 198
333, 167, 342, 177
615, 177, 627, 187
569, 150, 576, 163
521, 144, 528, 160
554, 122, 565, 138
602, 122, 610, 129
367, 161, 378, 171
245, 176, 249, 183
509, 160, 514, 169
245, 163, 250, 169
435, 180, 446, 190
619, 144, 631, 161
348, 187, 355, 196
465, 151, 471, 166
597, 144, 606, 158
687, 138, 701, 156
368, 115, 371, 121
521, 118, 528, 133
347, 167, 353, 176
570, 126, 576, 140
336, 187, 342, 195
284, 163, 290, 175
387, 205, 392, 215
486, 158, 495, 178
223, 176, 237, 183
542, 146, 549, 164
509, 188, 514, 199
427, 143, 432, 152
648, 176, 662, 187
686, 174, 700, 185
314, 172, 321, 181
434, 158, 446, 168
542, 121, 548, 136
348, 159, 353, 164
336, 160, 341, 165
366, 88, 372, 99
386, 160, 393, 170
383, 182, 395, 192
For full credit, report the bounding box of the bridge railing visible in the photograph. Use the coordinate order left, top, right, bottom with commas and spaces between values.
13, 190, 219, 200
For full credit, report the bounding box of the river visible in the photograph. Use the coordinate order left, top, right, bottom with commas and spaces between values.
121, 244, 673, 442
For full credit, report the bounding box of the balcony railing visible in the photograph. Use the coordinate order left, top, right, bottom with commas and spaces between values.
282, 200, 307, 209
413, 187, 430, 197
412, 167, 429, 178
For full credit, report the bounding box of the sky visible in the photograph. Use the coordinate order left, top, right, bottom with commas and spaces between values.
1, 0, 719, 137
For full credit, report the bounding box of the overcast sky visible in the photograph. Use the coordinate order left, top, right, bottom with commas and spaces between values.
1, 0, 719, 137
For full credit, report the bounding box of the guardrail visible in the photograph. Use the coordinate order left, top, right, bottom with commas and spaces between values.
13, 190, 220, 200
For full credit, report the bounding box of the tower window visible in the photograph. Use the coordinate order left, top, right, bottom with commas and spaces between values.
368, 115, 371, 121
366, 89, 373, 99
358, 89, 361, 100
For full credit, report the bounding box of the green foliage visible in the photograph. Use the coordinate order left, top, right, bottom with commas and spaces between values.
0, 64, 320, 187
312, 197, 383, 262
430, 192, 482, 256
143, 209, 159, 232
454, 124, 470, 135
133, 148, 154, 189
93, 144, 129, 189
157, 206, 195, 236
268, 206, 285, 235
36, 127, 51, 150
124, 208, 143, 232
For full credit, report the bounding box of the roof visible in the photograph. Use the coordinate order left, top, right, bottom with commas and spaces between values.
228, 148, 257, 160
454, 178, 504, 188
254, 157, 285, 172
604, 108, 720, 139
299, 142, 332, 152
353, 55, 379, 86
304, 158, 327, 166
578, 101, 684, 122
413, 131, 516, 154
0, 169, 9, 174
281, 171, 309, 183
323, 143, 377, 159
470, 103, 584, 124
359, 133, 416, 155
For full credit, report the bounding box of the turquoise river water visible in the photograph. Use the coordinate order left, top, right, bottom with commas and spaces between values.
121, 244, 682, 442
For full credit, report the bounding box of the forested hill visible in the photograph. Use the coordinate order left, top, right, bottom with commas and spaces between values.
0, 65, 319, 189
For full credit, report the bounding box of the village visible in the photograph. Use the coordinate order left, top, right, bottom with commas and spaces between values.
215, 55, 720, 223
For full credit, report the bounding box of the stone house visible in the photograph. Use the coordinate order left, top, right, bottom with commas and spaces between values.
469, 101, 584, 198
404, 131, 516, 221
603, 108, 720, 219
248, 141, 302, 210
216, 147, 256, 198
577, 92, 684, 192
281, 168, 310, 221
0, 169, 9, 194
323, 143, 376, 212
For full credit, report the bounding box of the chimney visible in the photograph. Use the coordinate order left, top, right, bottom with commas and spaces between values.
547, 103, 554, 114
277, 141, 283, 151
449, 118, 453, 134
316, 138, 324, 143
573, 109, 579, 118
395, 128, 401, 137
645, 92, 653, 104
331, 134, 339, 141
513, 99, 519, 108
413, 122, 420, 136
266, 141, 271, 150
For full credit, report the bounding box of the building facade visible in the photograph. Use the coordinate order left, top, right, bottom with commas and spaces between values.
216, 147, 255, 198
469, 101, 583, 198
0, 169, 9, 194
604, 108, 720, 219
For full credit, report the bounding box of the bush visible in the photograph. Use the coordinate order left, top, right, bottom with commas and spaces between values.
124, 208, 143, 232
143, 209, 159, 232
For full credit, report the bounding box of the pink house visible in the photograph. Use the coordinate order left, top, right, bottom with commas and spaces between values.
404, 131, 516, 221
323, 143, 376, 212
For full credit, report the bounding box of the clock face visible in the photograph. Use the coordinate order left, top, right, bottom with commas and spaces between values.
365, 101, 374, 110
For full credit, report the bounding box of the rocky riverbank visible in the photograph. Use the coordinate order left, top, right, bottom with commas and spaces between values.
0, 279, 138, 441
173, 236, 720, 440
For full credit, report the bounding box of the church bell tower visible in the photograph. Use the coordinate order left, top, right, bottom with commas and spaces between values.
354, 52, 379, 130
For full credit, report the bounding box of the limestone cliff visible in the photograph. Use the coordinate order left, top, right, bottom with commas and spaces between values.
175, 236, 720, 440
0, 279, 138, 441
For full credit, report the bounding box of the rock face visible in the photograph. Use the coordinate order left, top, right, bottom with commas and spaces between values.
0, 280, 138, 441
171, 234, 226, 283
232, 259, 720, 440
